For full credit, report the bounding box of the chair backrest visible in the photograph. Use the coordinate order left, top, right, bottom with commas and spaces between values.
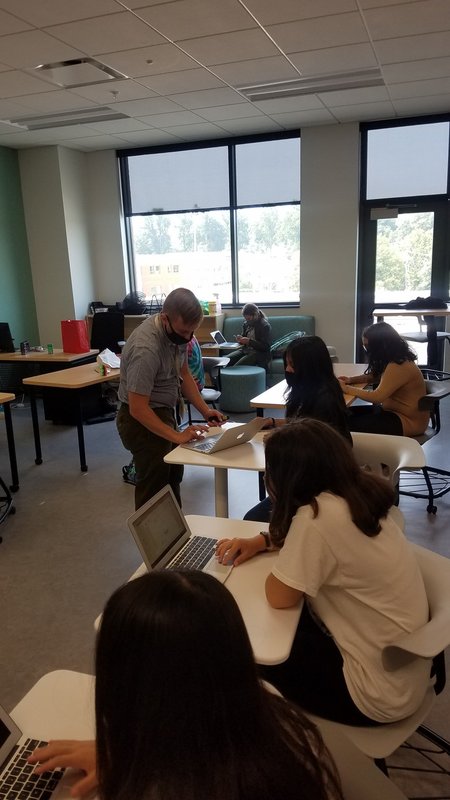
90, 311, 125, 354
351, 432, 425, 487
382, 544, 450, 676
202, 356, 230, 390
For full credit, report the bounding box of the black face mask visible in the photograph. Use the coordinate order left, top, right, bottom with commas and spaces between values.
285, 371, 296, 387
164, 317, 193, 346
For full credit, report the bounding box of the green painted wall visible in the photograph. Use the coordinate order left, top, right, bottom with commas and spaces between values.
0, 147, 38, 347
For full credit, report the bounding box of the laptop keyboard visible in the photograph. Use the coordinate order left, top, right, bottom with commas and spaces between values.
191, 435, 221, 453
0, 738, 64, 800
168, 536, 217, 571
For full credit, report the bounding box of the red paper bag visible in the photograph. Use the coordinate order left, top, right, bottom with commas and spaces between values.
61, 320, 90, 353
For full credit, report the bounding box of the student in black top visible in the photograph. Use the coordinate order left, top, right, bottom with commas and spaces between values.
227, 303, 272, 369
29, 571, 343, 800
244, 335, 351, 522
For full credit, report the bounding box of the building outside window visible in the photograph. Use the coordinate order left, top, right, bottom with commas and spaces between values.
119, 133, 300, 306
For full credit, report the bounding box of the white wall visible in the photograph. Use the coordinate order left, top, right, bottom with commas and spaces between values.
85, 149, 128, 304
19, 146, 75, 345
18, 125, 360, 356
300, 123, 360, 362
59, 147, 95, 320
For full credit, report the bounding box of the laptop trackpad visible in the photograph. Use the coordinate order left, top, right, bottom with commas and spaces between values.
204, 557, 233, 582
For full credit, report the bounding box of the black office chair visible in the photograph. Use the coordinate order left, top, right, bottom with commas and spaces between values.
90, 311, 125, 354
0, 474, 15, 542
399, 369, 450, 513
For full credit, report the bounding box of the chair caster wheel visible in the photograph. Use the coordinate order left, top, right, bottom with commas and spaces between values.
427, 504, 437, 514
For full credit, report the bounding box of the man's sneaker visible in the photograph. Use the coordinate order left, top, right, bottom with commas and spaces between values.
122, 462, 136, 485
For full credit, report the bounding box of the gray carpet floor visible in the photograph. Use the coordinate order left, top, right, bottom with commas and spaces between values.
1, 395, 450, 797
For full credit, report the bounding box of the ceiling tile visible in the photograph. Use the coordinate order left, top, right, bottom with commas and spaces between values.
114, 128, 183, 146
242, 0, 358, 26
270, 108, 336, 126
216, 116, 284, 134
328, 100, 395, 121
85, 117, 153, 133
392, 94, 450, 115
383, 56, 450, 83
137, 0, 255, 40
70, 79, 157, 104
252, 94, 326, 114
209, 56, 299, 86
0, 0, 120, 26
137, 110, 205, 126
177, 28, 278, 65
265, 12, 369, 54
58, 133, 128, 149
196, 102, 264, 121
318, 85, 389, 107
290, 43, 378, 76
45, 12, 165, 56
0, 8, 32, 34
112, 96, 184, 115
9, 90, 98, 113
0, 29, 83, 69
0, 69, 57, 99
100, 43, 199, 78
137, 68, 224, 94
364, 0, 450, 40
0, 96, 34, 117
167, 86, 246, 109
359, 0, 412, 7
375, 31, 450, 64
388, 76, 450, 99
161, 121, 227, 139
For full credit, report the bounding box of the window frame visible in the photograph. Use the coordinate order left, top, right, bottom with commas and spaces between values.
118, 131, 300, 308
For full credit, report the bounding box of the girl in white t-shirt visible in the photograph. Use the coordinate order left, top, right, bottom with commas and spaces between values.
217, 418, 431, 725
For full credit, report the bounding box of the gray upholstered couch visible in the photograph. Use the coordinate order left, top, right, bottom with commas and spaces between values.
223, 314, 331, 387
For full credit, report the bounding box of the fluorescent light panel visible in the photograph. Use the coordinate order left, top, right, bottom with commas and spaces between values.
238, 68, 384, 101
3, 106, 129, 130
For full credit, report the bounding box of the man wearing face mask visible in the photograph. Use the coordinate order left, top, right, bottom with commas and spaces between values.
117, 288, 226, 509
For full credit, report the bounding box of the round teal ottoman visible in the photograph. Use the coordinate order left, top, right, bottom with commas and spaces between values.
219, 366, 266, 413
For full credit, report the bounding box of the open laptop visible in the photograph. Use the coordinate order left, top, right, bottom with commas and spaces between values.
0, 703, 69, 799
210, 330, 240, 349
182, 416, 266, 454
127, 485, 233, 583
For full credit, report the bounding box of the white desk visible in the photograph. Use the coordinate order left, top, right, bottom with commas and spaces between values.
165, 424, 266, 517
100, 515, 300, 666
11, 670, 408, 800
374, 307, 450, 369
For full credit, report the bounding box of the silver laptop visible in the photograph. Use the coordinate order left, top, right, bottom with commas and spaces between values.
0, 704, 70, 799
127, 485, 233, 583
182, 417, 266, 454
210, 330, 240, 349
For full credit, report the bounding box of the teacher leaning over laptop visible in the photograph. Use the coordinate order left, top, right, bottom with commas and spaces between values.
116, 288, 226, 509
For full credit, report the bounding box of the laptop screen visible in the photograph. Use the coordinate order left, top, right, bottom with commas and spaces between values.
130, 489, 188, 569
0, 323, 14, 353
212, 330, 227, 344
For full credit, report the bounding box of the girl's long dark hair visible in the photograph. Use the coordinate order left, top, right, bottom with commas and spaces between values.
242, 302, 267, 320
284, 336, 350, 441
95, 571, 343, 800
363, 322, 416, 380
266, 419, 394, 548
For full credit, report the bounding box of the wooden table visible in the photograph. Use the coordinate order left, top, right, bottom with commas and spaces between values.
0, 349, 99, 398
23, 364, 119, 472
373, 307, 450, 369
250, 363, 367, 415
0, 348, 99, 363
0, 392, 19, 491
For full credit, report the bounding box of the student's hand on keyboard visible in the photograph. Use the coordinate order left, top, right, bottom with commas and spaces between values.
28, 740, 97, 797
216, 535, 267, 566
177, 424, 208, 443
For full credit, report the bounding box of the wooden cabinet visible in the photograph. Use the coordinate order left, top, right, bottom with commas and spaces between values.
195, 313, 224, 344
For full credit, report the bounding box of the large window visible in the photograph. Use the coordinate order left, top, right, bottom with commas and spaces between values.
119, 133, 300, 306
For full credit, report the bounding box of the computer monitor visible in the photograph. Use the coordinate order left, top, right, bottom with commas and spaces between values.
0, 323, 15, 353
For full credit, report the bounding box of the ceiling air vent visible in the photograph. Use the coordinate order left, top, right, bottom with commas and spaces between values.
31, 57, 128, 89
